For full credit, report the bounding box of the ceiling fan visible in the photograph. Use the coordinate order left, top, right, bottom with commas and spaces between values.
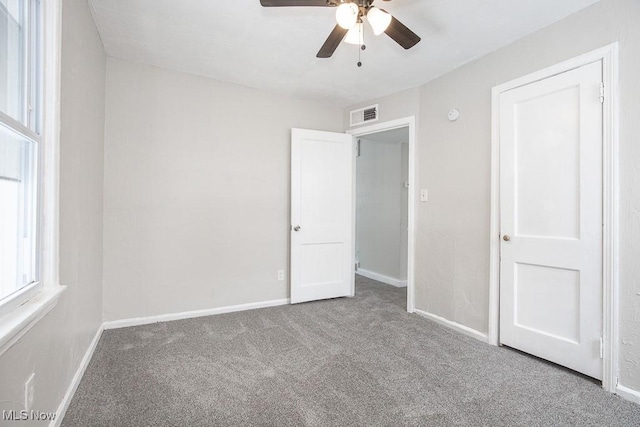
260, 0, 421, 60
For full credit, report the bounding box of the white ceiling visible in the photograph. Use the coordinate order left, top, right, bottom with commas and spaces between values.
88, 0, 600, 107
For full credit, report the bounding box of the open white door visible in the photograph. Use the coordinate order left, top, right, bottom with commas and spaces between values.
499, 61, 603, 379
291, 128, 354, 304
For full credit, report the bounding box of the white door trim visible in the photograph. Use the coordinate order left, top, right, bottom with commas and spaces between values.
348, 117, 417, 313
488, 43, 619, 392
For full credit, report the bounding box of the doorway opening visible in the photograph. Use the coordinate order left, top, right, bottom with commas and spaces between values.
348, 117, 416, 313
355, 129, 409, 309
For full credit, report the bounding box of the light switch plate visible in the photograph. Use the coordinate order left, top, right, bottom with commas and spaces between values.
420, 189, 428, 202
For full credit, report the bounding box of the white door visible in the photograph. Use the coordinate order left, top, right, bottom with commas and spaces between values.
499, 61, 603, 379
291, 128, 354, 304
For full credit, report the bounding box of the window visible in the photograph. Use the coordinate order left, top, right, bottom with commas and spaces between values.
0, 0, 42, 314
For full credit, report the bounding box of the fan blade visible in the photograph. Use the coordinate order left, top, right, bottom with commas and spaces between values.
384, 16, 421, 49
260, 0, 335, 6
317, 25, 348, 58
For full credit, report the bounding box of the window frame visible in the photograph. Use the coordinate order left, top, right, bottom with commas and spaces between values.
0, 0, 64, 355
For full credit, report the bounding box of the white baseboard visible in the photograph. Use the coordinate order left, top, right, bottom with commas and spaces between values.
356, 269, 407, 288
103, 298, 290, 330
414, 308, 489, 343
616, 384, 640, 404
51, 324, 103, 427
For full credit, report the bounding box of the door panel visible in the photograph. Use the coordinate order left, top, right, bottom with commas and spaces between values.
291, 128, 354, 304
499, 61, 603, 379
515, 263, 580, 343
515, 85, 580, 239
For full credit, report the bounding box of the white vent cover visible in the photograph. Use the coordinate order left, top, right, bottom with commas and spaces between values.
350, 104, 379, 127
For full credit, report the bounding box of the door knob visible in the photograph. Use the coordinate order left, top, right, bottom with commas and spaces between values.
503, 235, 511, 242
293, 225, 301, 232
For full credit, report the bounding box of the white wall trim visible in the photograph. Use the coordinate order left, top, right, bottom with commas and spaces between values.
348, 116, 417, 313
42, 0, 62, 293
488, 43, 620, 393
51, 325, 103, 427
356, 270, 407, 288
615, 384, 640, 405
414, 309, 489, 343
600, 43, 620, 395
103, 299, 290, 330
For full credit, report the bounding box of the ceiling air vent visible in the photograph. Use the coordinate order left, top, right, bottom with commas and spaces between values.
350, 104, 379, 127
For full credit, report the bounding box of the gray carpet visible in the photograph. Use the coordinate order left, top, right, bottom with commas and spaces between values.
62, 276, 640, 426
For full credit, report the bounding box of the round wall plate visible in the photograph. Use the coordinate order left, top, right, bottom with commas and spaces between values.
448, 109, 460, 121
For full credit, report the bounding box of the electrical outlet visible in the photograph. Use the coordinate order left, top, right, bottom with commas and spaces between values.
420, 189, 428, 202
277, 270, 285, 282
25, 373, 35, 412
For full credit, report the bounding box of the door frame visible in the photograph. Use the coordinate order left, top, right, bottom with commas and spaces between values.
348, 116, 417, 313
488, 43, 619, 392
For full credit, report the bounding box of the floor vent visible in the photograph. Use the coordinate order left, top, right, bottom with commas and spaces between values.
350, 104, 379, 127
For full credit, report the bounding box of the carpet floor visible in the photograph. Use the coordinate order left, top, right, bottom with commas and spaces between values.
62, 276, 640, 426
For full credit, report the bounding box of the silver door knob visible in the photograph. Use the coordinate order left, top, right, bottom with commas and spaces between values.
503, 235, 511, 242
293, 225, 301, 232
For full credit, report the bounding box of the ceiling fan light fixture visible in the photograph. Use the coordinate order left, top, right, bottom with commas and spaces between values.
367, 7, 392, 35
335, 2, 359, 29
344, 22, 364, 45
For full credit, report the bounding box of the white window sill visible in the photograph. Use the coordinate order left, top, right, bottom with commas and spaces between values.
0, 286, 66, 356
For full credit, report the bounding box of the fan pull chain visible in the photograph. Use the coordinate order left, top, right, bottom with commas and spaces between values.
357, 22, 365, 67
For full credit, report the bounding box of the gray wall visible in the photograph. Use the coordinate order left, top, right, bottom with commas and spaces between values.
356, 139, 408, 281
0, 0, 105, 419
345, 0, 640, 392
102, 59, 343, 321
